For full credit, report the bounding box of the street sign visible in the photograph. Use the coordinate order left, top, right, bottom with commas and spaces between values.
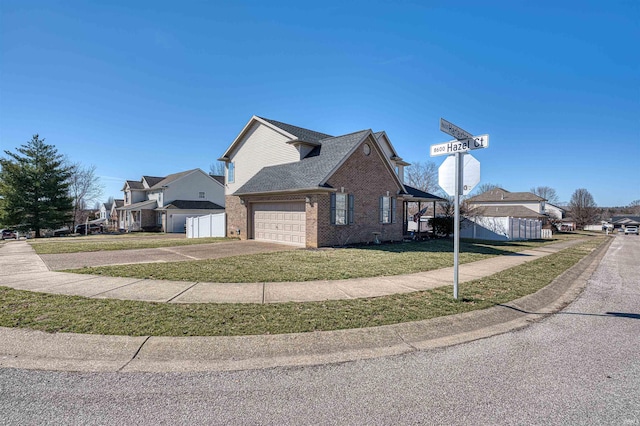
436, 118, 489, 300
440, 118, 473, 140
438, 153, 481, 196
430, 134, 489, 157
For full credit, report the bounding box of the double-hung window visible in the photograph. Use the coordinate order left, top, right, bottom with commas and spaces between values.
331, 193, 354, 225
379, 196, 396, 224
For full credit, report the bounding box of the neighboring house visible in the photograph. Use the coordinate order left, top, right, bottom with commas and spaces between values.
218, 115, 443, 248
611, 215, 640, 231
109, 199, 125, 231
99, 202, 112, 222
462, 188, 556, 240
466, 188, 561, 221
118, 169, 225, 233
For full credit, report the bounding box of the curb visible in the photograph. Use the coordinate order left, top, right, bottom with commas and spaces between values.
0, 237, 612, 373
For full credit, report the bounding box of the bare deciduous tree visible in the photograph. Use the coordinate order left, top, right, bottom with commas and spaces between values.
530, 186, 560, 204
404, 161, 439, 194
629, 199, 640, 215
568, 188, 597, 229
67, 163, 104, 229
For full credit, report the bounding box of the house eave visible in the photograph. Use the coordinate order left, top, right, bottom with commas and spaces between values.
233, 187, 335, 197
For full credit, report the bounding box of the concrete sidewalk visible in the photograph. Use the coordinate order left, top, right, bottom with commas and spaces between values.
0, 237, 610, 373
0, 239, 583, 303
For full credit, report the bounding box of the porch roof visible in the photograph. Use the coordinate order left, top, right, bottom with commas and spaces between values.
403, 185, 447, 202
117, 200, 157, 211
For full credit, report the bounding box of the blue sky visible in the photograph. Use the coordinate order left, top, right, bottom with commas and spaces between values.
1, 0, 638, 207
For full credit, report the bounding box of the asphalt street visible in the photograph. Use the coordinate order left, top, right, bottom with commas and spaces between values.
1, 234, 638, 425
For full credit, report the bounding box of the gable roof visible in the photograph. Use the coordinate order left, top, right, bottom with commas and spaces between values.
612, 215, 640, 225
467, 188, 545, 203
219, 115, 334, 160
258, 117, 333, 144
124, 180, 145, 190
234, 130, 372, 195
147, 169, 198, 190
142, 176, 165, 187
472, 205, 546, 218
123, 169, 219, 193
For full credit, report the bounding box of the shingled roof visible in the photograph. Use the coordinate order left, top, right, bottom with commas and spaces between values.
258, 117, 333, 144
162, 200, 224, 210
234, 130, 371, 194
467, 188, 546, 203
472, 205, 546, 218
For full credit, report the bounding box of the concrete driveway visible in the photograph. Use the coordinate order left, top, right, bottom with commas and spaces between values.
39, 240, 298, 270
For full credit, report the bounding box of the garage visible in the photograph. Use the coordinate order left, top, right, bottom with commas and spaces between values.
167, 214, 191, 233
253, 202, 306, 246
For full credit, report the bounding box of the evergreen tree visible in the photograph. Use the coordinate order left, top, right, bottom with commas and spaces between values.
0, 135, 73, 237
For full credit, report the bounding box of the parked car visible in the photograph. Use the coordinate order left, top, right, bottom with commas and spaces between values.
624, 226, 639, 235
75, 223, 103, 234
52, 227, 71, 237
1, 229, 17, 240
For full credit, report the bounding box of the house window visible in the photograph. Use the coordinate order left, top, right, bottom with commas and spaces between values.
379, 196, 396, 224
228, 162, 235, 183
331, 193, 354, 225
199, 191, 205, 199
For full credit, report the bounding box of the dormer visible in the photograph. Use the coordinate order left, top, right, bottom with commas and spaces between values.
286, 139, 322, 160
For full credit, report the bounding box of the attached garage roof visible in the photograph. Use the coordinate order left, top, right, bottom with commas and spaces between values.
162, 200, 224, 210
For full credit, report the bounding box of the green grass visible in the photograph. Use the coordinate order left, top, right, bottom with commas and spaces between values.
66, 237, 580, 283
29, 235, 233, 254
0, 236, 607, 336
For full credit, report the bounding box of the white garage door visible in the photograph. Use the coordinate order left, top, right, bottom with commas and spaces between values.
253, 202, 306, 246
168, 214, 190, 233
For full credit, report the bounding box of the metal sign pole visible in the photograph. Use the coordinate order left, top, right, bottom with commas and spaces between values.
453, 151, 461, 299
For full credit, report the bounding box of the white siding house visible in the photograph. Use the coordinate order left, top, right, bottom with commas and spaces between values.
119, 169, 225, 233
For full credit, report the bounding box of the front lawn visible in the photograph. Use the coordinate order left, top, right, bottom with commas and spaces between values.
67, 236, 582, 283
0, 236, 607, 336
29, 234, 232, 254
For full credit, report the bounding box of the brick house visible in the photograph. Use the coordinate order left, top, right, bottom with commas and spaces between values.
219, 116, 437, 248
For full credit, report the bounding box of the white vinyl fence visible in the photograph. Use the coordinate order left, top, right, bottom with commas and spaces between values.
186, 213, 226, 238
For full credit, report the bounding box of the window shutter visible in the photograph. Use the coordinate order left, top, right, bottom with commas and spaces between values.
348, 194, 354, 224
391, 197, 397, 223
379, 196, 384, 223
330, 193, 336, 225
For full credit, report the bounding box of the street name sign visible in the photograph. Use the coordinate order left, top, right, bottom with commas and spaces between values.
436, 118, 490, 300
430, 134, 489, 157
438, 153, 481, 196
439, 118, 473, 140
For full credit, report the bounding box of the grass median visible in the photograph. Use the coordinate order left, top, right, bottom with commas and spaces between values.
0, 236, 607, 336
